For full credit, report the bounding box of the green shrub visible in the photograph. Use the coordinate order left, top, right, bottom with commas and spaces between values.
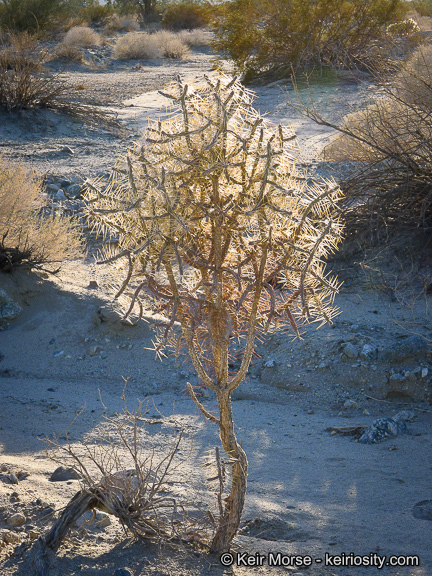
212, 0, 407, 79
411, 0, 432, 16
78, 1, 114, 24
0, 157, 83, 271
161, 2, 209, 30
0, 0, 66, 32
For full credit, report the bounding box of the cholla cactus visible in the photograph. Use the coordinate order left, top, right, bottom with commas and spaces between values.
84, 74, 343, 551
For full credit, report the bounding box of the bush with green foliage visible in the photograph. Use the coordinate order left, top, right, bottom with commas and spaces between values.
411, 0, 432, 16
161, 1, 209, 30
0, 0, 67, 33
212, 0, 407, 79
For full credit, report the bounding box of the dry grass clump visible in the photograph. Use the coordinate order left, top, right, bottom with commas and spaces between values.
63, 26, 101, 48
153, 30, 190, 58
315, 43, 432, 245
177, 28, 212, 47
0, 157, 83, 271
113, 31, 161, 60
104, 14, 140, 33
52, 42, 84, 62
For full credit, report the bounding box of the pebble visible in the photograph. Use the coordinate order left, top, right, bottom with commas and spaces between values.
6, 513, 26, 527
412, 499, 432, 521
53, 350, 64, 357
0, 290, 22, 321
0, 529, 21, 544
360, 344, 377, 361
342, 342, 358, 359
50, 466, 81, 482
343, 399, 358, 409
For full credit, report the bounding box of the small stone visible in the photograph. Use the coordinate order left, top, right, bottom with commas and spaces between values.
264, 359, 276, 368
360, 344, 377, 361
389, 372, 406, 382
53, 350, 64, 357
344, 399, 358, 409
28, 530, 41, 539
412, 500, 432, 521
318, 362, 329, 369
87, 280, 99, 289
421, 367, 429, 378
50, 466, 81, 482
66, 183, 82, 197
114, 569, 133, 576
55, 189, 67, 201
0, 529, 21, 544
342, 342, 358, 359
6, 513, 26, 527
5, 473, 18, 484
0, 290, 22, 321
88, 346, 101, 356
96, 513, 111, 529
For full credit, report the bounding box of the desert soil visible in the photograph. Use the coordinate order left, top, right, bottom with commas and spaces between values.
0, 40, 431, 576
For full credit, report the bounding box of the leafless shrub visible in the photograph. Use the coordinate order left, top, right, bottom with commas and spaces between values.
30, 394, 214, 575
0, 157, 83, 272
63, 26, 101, 48
113, 31, 161, 60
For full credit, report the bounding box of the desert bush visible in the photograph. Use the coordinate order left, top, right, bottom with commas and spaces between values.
0, 0, 66, 33
63, 25, 101, 47
387, 17, 421, 36
84, 74, 343, 551
52, 41, 84, 61
411, 0, 432, 16
301, 43, 432, 245
178, 28, 212, 47
212, 0, 407, 79
113, 30, 161, 58
153, 30, 190, 57
104, 14, 140, 32
161, 2, 209, 31
0, 157, 82, 271
78, 1, 114, 24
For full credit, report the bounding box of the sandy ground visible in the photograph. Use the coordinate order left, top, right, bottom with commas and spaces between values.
0, 42, 431, 576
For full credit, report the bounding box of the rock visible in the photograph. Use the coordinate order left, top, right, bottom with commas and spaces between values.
358, 413, 411, 444
114, 569, 133, 576
382, 335, 428, 363
96, 513, 111, 529
0, 529, 21, 544
343, 399, 358, 409
66, 183, 82, 198
386, 372, 426, 400
342, 342, 358, 359
6, 513, 26, 527
360, 344, 377, 361
88, 346, 101, 356
263, 359, 276, 368
87, 280, 99, 289
55, 189, 67, 201
0, 290, 22, 321
412, 500, 432, 521
50, 466, 81, 482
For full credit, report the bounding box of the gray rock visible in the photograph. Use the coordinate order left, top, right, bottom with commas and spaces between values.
343, 399, 358, 409
6, 513, 26, 527
382, 335, 428, 363
358, 413, 410, 444
0, 290, 22, 321
55, 189, 67, 201
50, 466, 81, 482
360, 344, 377, 361
66, 183, 83, 198
412, 500, 432, 521
114, 569, 133, 576
342, 342, 358, 359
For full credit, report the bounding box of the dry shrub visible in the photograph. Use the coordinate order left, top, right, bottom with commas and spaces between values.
317, 43, 432, 245
0, 158, 82, 271
113, 31, 161, 60
52, 42, 84, 62
63, 26, 101, 48
104, 14, 140, 33
177, 28, 212, 47
161, 2, 210, 31
153, 30, 190, 59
